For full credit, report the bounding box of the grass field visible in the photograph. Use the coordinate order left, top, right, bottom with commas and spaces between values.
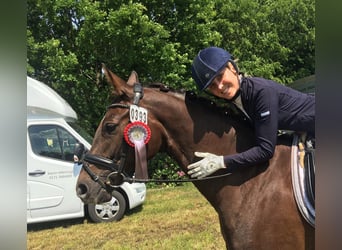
27, 183, 226, 249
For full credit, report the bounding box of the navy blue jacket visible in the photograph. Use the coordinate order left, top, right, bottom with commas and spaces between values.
223, 76, 315, 169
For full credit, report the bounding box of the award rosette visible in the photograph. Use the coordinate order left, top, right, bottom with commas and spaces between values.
124, 121, 151, 147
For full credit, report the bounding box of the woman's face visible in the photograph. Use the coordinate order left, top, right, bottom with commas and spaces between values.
207, 62, 240, 100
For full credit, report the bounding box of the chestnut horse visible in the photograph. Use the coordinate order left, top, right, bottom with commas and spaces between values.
76, 65, 314, 249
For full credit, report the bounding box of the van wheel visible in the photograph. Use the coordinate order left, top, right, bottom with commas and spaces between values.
87, 190, 126, 223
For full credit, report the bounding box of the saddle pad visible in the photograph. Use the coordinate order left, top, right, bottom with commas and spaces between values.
291, 134, 315, 227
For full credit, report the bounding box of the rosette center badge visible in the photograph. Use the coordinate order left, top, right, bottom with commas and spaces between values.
124, 121, 151, 147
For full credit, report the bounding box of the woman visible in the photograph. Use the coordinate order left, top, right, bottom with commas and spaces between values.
187, 46, 315, 178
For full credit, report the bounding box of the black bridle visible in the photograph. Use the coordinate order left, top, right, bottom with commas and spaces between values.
81, 83, 232, 189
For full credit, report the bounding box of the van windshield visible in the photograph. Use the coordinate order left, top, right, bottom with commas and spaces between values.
67, 121, 93, 145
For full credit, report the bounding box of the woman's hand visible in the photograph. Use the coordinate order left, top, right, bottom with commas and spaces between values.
187, 152, 226, 179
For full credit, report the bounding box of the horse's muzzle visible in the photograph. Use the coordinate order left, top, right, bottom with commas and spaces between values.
76, 181, 112, 204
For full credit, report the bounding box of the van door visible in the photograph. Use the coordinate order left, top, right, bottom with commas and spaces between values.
27, 124, 84, 221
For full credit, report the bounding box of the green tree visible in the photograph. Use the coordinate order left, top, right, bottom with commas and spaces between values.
212, 0, 315, 83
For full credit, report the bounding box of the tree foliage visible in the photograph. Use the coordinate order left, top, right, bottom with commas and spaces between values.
27, 0, 315, 134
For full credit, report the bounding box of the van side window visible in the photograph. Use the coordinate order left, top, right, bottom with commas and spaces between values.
28, 125, 79, 162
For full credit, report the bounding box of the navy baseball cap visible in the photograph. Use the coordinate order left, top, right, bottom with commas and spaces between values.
191, 47, 233, 91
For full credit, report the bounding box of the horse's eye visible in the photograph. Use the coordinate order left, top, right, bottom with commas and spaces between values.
105, 123, 118, 134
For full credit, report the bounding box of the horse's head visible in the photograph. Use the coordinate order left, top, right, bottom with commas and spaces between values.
76, 64, 164, 204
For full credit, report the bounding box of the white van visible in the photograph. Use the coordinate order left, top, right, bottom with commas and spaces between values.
27, 77, 146, 224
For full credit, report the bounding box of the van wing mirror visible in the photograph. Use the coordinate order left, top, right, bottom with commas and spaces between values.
74, 143, 85, 164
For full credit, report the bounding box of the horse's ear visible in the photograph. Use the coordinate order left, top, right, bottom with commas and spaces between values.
127, 71, 139, 86
101, 63, 129, 96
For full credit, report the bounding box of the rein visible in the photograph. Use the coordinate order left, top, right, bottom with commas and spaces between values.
132, 173, 232, 183
81, 83, 232, 188
83, 152, 232, 185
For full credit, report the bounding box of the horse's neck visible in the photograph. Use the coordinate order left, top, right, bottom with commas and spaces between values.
145, 90, 186, 119
144, 90, 193, 166
144, 89, 249, 170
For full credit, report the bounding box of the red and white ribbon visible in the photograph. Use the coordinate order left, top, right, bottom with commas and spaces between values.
124, 121, 151, 179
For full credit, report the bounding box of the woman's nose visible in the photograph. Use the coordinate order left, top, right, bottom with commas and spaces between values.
213, 79, 223, 90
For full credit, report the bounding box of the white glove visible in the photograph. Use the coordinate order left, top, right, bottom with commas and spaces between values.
187, 152, 226, 179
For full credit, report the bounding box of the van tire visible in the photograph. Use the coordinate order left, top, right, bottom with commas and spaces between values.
86, 190, 126, 223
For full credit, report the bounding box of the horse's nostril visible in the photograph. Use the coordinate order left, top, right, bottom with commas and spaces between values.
77, 183, 88, 198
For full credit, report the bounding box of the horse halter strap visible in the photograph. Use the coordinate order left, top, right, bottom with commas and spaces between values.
133, 82, 143, 105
